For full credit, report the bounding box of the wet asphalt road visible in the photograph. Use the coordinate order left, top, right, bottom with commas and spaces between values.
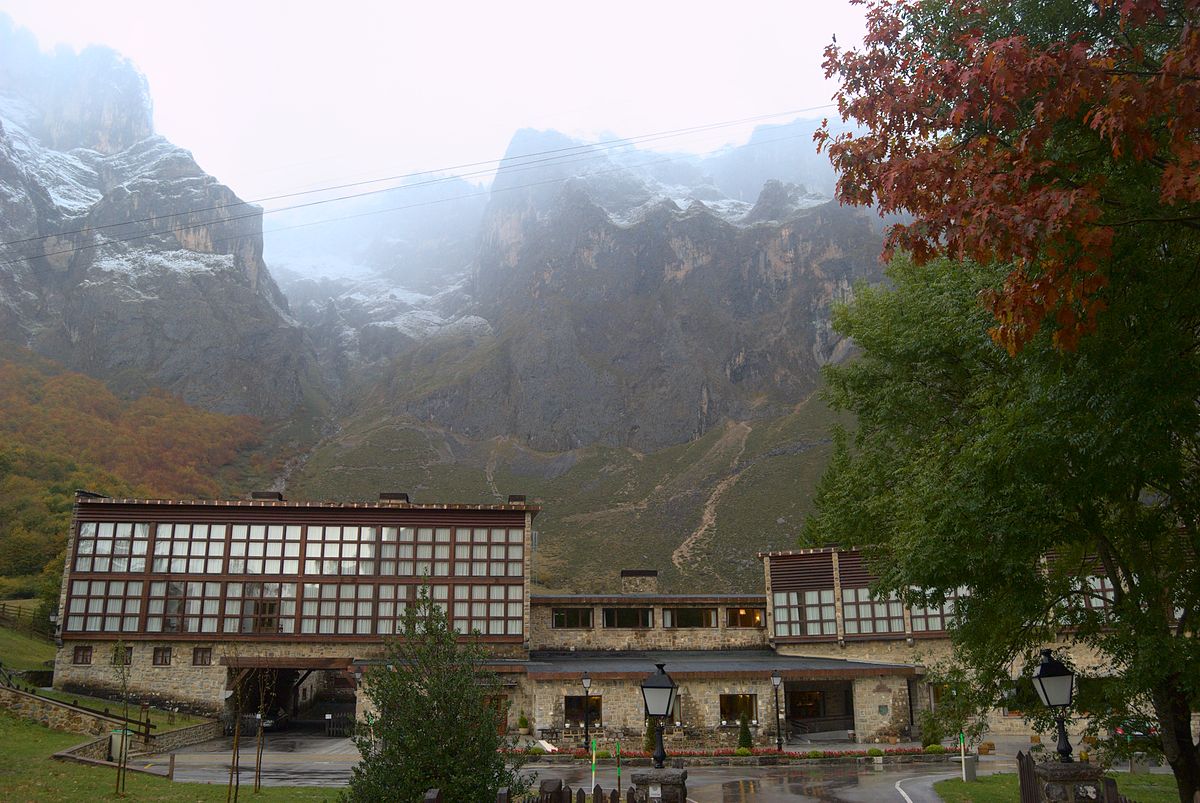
143, 733, 1013, 801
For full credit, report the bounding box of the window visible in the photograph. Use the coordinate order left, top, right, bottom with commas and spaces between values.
843, 588, 905, 635
147, 581, 221, 634
563, 695, 603, 728
662, 608, 717, 628
911, 587, 967, 633
726, 607, 764, 628
73, 522, 148, 573
300, 583, 375, 635
153, 647, 172, 666
304, 526, 376, 576
152, 523, 226, 574
110, 646, 132, 666
228, 524, 302, 575
64, 579, 143, 633
375, 585, 410, 635
72, 645, 93, 665
453, 528, 523, 578
223, 582, 297, 634
1082, 576, 1114, 611
452, 584, 522, 635
192, 647, 212, 666
719, 694, 757, 725
551, 608, 593, 629
773, 590, 836, 637
602, 608, 652, 628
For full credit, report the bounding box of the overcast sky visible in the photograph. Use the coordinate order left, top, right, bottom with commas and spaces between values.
1, 0, 865, 201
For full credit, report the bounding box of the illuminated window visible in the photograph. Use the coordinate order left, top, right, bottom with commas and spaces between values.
719, 694, 757, 724
726, 608, 764, 628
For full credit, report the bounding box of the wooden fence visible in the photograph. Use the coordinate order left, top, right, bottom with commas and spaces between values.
423, 781, 635, 802
0, 601, 54, 642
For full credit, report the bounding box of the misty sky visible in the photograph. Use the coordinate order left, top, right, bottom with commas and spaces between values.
1, 0, 865, 202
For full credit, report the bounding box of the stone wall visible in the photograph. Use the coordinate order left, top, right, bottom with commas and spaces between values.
529, 604, 769, 651
0, 686, 126, 737
148, 719, 223, 753
851, 676, 911, 741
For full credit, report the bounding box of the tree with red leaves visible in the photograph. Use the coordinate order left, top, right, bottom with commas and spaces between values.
817, 0, 1200, 353
810, 3, 1200, 800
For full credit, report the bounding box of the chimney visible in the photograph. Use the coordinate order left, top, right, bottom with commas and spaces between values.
379, 492, 410, 504
507, 494, 526, 504
620, 569, 659, 594
251, 491, 284, 502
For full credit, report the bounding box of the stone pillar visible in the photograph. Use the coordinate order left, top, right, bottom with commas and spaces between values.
1033, 761, 1105, 802
630, 769, 688, 803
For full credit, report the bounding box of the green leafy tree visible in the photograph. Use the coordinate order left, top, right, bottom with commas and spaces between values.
804, 256, 1200, 800
347, 588, 531, 803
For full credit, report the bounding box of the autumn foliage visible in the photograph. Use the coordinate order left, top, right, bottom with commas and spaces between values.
817, 0, 1200, 352
0, 353, 261, 583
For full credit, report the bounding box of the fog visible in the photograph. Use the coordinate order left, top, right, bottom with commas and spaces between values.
1, 0, 864, 199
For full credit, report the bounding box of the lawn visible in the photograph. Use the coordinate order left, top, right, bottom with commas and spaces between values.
0, 621, 56, 671
0, 711, 337, 802
935, 771, 1181, 803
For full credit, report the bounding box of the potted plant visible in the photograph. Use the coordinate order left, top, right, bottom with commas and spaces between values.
517, 711, 531, 736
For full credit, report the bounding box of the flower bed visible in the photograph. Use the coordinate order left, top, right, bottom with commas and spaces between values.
506, 744, 957, 766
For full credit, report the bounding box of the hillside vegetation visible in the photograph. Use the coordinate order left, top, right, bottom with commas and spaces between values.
0, 352, 263, 600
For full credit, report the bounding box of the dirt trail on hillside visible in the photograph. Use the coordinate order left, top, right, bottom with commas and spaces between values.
671, 421, 752, 571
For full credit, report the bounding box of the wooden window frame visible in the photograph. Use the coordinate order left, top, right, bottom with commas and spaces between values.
726, 607, 765, 628
719, 693, 757, 725
601, 607, 653, 629
662, 607, 717, 629
192, 647, 213, 666
72, 645, 93, 665
152, 647, 172, 667
551, 608, 593, 629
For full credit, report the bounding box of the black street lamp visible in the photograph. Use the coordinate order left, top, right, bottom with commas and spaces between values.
640, 663, 677, 769
1032, 648, 1076, 762
771, 670, 784, 751
581, 671, 592, 749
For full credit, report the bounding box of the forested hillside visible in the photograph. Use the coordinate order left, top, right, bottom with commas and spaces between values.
0, 352, 262, 598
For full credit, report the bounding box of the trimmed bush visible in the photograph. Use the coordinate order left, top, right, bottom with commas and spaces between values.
528, 747, 545, 755
924, 744, 947, 754
807, 750, 824, 759
734, 747, 752, 757
867, 748, 884, 757
737, 713, 753, 749
595, 750, 611, 760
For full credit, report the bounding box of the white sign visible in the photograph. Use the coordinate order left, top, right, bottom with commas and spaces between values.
649, 783, 662, 799
325, 713, 333, 720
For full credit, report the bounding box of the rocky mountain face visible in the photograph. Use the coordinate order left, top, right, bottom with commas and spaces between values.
0, 17, 324, 422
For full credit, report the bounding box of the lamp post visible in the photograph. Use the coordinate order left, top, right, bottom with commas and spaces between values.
640, 663, 677, 769
771, 670, 783, 751
1032, 648, 1076, 762
582, 671, 592, 750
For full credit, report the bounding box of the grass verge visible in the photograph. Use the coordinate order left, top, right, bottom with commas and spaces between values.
0, 711, 336, 802
0, 622, 56, 670
934, 771, 1180, 803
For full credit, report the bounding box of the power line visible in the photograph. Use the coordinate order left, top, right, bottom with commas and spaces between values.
0, 105, 834, 252
0, 126, 820, 268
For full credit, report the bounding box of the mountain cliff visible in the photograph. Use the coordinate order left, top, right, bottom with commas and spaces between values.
0, 17, 325, 423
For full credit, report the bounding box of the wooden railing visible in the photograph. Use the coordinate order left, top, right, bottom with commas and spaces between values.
0, 601, 54, 642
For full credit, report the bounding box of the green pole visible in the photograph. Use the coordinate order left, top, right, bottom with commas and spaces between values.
591, 737, 596, 790
616, 740, 621, 794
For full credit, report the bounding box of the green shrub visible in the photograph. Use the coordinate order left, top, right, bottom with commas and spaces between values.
807, 750, 824, 759
517, 711, 530, 730
528, 747, 545, 755
643, 720, 656, 752
734, 747, 752, 757
924, 744, 947, 754
737, 713, 753, 749
867, 748, 884, 757
918, 709, 943, 747
0, 575, 39, 599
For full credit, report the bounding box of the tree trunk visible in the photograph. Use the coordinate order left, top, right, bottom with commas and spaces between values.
1152, 682, 1199, 803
